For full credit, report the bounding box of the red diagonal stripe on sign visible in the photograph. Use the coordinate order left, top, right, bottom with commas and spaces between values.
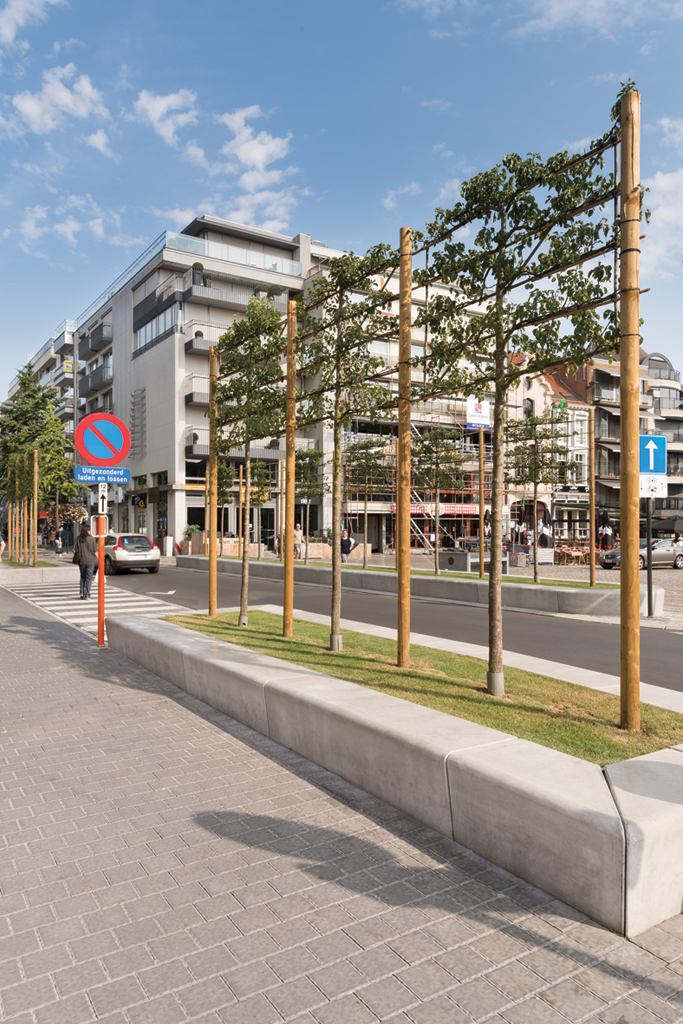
88, 422, 120, 457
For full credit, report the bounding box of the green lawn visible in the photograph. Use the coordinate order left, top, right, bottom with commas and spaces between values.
213, 556, 617, 590
166, 610, 681, 766
1, 559, 56, 568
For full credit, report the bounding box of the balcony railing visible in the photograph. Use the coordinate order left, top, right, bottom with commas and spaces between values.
156, 268, 288, 316
164, 231, 301, 278
182, 320, 229, 354
648, 367, 681, 382
184, 374, 210, 406
79, 322, 112, 360
79, 364, 113, 397
655, 398, 683, 412
594, 385, 620, 403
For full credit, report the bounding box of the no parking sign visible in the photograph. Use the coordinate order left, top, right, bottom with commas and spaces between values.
74, 413, 131, 467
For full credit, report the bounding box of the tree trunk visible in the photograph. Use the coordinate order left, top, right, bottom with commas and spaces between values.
55, 488, 60, 538
533, 480, 539, 585
435, 478, 440, 575
363, 490, 368, 570
239, 451, 251, 626
330, 406, 343, 650
305, 500, 310, 565
257, 503, 261, 560
487, 342, 507, 697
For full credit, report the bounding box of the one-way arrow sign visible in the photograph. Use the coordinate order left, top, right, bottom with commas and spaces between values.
639, 434, 667, 475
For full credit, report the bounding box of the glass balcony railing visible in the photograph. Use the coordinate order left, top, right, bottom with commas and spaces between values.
164, 232, 301, 278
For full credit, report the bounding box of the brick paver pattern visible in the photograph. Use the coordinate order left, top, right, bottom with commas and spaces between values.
2, 587, 683, 1024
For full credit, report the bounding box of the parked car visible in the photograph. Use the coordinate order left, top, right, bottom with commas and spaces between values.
103, 533, 160, 575
599, 538, 683, 570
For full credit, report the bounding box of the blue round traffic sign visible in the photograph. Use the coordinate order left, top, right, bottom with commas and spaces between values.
74, 413, 131, 467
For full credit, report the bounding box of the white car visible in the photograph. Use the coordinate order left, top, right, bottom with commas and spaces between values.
103, 533, 160, 575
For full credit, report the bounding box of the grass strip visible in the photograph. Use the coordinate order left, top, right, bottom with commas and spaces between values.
213, 557, 617, 590
1, 559, 56, 568
165, 609, 683, 766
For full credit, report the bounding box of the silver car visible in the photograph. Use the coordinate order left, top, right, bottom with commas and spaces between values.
600, 538, 683, 570
103, 533, 161, 575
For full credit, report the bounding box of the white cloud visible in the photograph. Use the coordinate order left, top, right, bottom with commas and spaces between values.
150, 206, 198, 228
132, 88, 197, 147
226, 187, 299, 235
19, 202, 47, 252
218, 104, 292, 172
50, 37, 83, 55
394, 0, 456, 18
436, 177, 461, 202
12, 63, 108, 134
517, 0, 681, 35
659, 117, 683, 154
641, 165, 683, 277
422, 98, 451, 112
433, 142, 454, 157
381, 182, 422, 210
85, 128, 119, 161
53, 213, 80, 245
0, 0, 64, 49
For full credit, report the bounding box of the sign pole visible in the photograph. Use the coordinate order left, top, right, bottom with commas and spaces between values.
238, 465, 244, 560
33, 450, 38, 567
283, 300, 296, 638
397, 226, 412, 668
646, 497, 653, 618
619, 89, 641, 732
588, 407, 596, 587
479, 426, 485, 578
208, 346, 218, 617
279, 460, 284, 562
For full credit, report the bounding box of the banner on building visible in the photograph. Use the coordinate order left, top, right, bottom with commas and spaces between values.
466, 397, 490, 429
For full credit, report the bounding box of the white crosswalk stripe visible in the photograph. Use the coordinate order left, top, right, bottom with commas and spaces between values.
6, 581, 189, 637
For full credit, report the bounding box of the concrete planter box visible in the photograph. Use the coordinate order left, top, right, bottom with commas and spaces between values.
0, 565, 80, 584
107, 614, 683, 937
175, 555, 664, 618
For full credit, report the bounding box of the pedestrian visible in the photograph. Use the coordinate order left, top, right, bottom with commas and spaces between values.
73, 524, 98, 599
293, 522, 303, 560
0, 532, 5, 564
340, 529, 355, 564
54, 531, 63, 558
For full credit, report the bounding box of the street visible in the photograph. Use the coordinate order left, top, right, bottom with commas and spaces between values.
107, 564, 683, 693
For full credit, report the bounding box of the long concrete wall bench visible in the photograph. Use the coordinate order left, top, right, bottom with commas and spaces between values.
107, 614, 683, 936
175, 555, 664, 618
0, 565, 80, 584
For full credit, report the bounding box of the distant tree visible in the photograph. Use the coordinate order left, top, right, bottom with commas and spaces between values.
216, 462, 235, 539
412, 427, 467, 575
505, 408, 576, 583
250, 459, 273, 561
343, 438, 393, 569
295, 447, 328, 564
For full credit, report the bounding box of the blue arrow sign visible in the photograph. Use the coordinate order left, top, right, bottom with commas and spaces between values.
639, 434, 667, 475
75, 466, 131, 484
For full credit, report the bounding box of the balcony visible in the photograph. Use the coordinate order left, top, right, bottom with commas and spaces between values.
184, 374, 210, 406
183, 321, 229, 355
164, 231, 302, 278
79, 322, 112, 360
640, 392, 654, 408
655, 397, 683, 415
648, 367, 681, 382
53, 360, 85, 387
185, 426, 209, 457
594, 385, 620, 404
79, 363, 113, 398
55, 391, 74, 420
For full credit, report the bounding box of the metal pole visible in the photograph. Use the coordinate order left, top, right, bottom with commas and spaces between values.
6, 468, 11, 562
646, 497, 653, 618
238, 465, 244, 560
203, 474, 208, 557
279, 459, 284, 562
619, 89, 641, 732
97, 515, 105, 646
397, 226, 412, 668
208, 346, 218, 617
283, 300, 297, 637
479, 426, 485, 578
33, 450, 38, 567
588, 406, 596, 587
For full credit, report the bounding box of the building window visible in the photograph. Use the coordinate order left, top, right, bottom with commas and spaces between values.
523, 398, 534, 420
153, 471, 168, 486
134, 303, 179, 352
573, 453, 586, 483
668, 453, 683, 476
101, 391, 112, 412
134, 475, 148, 489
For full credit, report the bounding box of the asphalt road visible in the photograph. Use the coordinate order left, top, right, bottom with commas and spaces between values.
109, 563, 683, 692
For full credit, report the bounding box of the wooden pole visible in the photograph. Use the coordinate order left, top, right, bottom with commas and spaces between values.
283, 300, 297, 637
397, 227, 412, 667
619, 89, 641, 732
7, 468, 11, 562
588, 406, 596, 587
22, 498, 27, 564
479, 426, 485, 578
23, 455, 28, 564
32, 450, 38, 567
208, 346, 218, 617
279, 459, 284, 562
238, 464, 244, 560
203, 473, 208, 557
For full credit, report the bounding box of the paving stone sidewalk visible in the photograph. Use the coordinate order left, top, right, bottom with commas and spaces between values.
1, 588, 683, 1024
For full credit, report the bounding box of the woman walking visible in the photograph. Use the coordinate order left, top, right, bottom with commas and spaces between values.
74, 524, 98, 599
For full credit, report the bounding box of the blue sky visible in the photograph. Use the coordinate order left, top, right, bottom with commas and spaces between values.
0, 0, 682, 396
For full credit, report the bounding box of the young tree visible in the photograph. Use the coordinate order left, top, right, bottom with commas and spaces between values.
215, 297, 286, 626
39, 412, 79, 534
299, 247, 398, 650
216, 461, 235, 540
295, 447, 328, 564
0, 365, 59, 483
250, 459, 273, 561
412, 427, 467, 575
415, 92, 630, 694
506, 408, 576, 583
343, 438, 393, 569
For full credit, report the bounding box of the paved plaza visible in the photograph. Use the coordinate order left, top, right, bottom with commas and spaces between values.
2, 587, 683, 1023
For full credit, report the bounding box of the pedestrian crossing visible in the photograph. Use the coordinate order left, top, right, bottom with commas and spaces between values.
6, 581, 189, 637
